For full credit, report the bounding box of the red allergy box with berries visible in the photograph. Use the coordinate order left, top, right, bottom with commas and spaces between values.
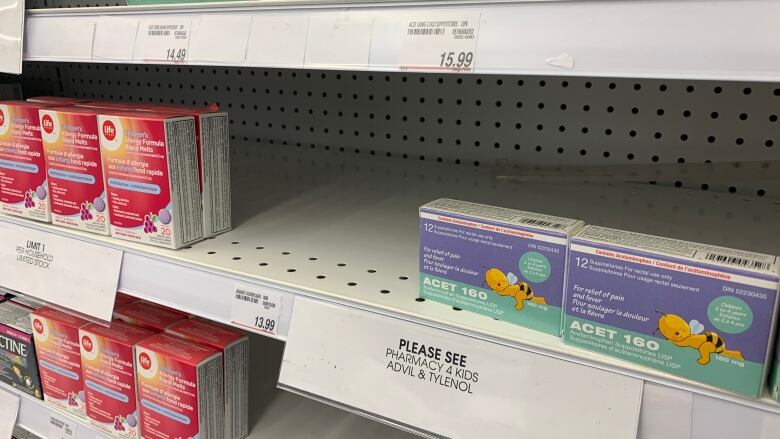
135, 333, 224, 439
79, 320, 155, 439
113, 300, 187, 332
97, 110, 203, 249
30, 306, 90, 417
40, 106, 111, 235
0, 101, 53, 222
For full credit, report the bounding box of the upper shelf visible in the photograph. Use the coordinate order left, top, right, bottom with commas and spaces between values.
22, 0, 780, 81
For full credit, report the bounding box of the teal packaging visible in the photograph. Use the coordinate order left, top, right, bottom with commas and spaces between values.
564, 226, 780, 397
771, 338, 780, 401
419, 199, 584, 336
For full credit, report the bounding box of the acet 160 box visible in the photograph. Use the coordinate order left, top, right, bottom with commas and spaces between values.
419, 199, 584, 336
564, 226, 780, 397
98, 111, 203, 248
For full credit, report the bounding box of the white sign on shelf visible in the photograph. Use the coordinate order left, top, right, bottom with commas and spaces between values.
25, 17, 95, 61
134, 18, 191, 64
230, 284, 282, 337
0, 388, 20, 439
246, 15, 309, 68
0, 221, 122, 322
48, 414, 76, 439
280, 298, 643, 439
398, 13, 481, 72
304, 14, 374, 69
190, 15, 251, 64
0, 0, 24, 74
94, 17, 139, 61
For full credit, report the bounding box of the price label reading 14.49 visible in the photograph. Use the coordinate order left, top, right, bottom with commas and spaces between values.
134, 19, 191, 64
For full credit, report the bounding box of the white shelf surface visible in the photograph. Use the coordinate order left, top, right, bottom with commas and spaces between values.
22, 0, 780, 80
2, 147, 780, 429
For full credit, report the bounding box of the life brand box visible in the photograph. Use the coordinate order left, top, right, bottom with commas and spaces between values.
136, 104, 231, 237
113, 301, 186, 332
166, 318, 249, 439
27, 96, 88, 106
564, 225, 780, 397
135, 333, 224, 439
80, 320, 155, 438
419, 198, 585, 336
40, 107, 110, 235
30, 306, 90, 416
98, 111, 203, 248
0, 101, 51, 222
0, 301, 43, 399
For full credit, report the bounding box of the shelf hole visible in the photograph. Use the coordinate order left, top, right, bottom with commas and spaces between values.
287, 269, 296, 272
399, 276, 409, 280
453, 307, 462, 311
380, 290, 390, 294
207, 251, 216, 255
347, 282, 357, 286
282, 251, 291, 255
316, 275, 326, 279
256, 246, 264, 250
232, 257, 242, 260
309, 257, 318, 261
415, 297, 425, 302
367, 269, 377, 273
259, 263, 268, 266
337, 263, 347, 267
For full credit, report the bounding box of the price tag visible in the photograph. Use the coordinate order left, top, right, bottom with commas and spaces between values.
398, 13, 481, 72
133, 19, 191, 64
0, 0, 23, 74
0, 221, 122, 322
48, 415, 77, 439
280, 299, 642, 439
230, 284, 282, 336
0, 388, 19, 439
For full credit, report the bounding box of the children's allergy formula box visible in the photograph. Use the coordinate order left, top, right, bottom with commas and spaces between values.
564, 226, 780, 397
40, 107, 110, 235
0, 101, 51, 222
137, 104, 231, 237
166, 319, 249, 439
80, 320, 155, 438
98, 111, 203, 248
135, 333, 224, 439
0, 301, 43, 399
419, 199, 585, 336
30, 306, 89, 416
113, 301, 186, 332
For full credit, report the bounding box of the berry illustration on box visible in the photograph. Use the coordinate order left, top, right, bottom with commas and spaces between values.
23, 185, 47, 209
656, 312, 744, 366
143, 207, 171, 234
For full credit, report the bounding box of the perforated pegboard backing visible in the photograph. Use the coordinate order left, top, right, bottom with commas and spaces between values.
11, 62, 780, 197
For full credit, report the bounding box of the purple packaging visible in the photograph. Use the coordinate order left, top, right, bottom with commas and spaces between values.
419, 199, 584, 336
564, 225, 780, 397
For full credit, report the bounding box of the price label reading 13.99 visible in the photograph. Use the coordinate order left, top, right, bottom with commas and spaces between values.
398, 13, 481, 72
230, 283, 282, 337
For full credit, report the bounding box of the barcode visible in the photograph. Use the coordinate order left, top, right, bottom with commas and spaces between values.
234, 293, 258, 304
518, 218, 566, 230
703, 253, 772, 271
407, 28, 445, 36
148, 30, 170, 36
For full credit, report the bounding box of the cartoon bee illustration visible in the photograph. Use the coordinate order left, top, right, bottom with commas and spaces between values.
485, 268, 547, 311
656, 312, 744, 365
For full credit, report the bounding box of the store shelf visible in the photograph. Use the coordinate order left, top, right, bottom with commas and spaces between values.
1, 145, 779, 422
9, 334, 417, 439
21, 0, 780, 80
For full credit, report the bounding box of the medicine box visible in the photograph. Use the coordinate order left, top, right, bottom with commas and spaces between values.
113, 301, 186, 332
135, 333, 224, 439
97, 111, 203, 248
419, 198, 584, 336
80, 320, 155, 438
30, 306, 89, 416
0, 301, 43, 399
0, 101, 51, 222
563, 225, 780, 397
166, 318, 249, 439
40, 106, 110, 235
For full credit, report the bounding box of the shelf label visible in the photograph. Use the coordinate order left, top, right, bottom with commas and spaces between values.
398, 13, 481, 72
190, 15, 251, 64
48, 414, 77, 439
25, 18, 95, 61
304, 14, 374, 69
246, 15, 309, 68
94, 17, 139, 61
0, 221, 121, 322
280, 299, 643, 439
0, 0, 23, 74
230, 284, 282, 336
0, 388, 19, 439
134, 19, 191, 64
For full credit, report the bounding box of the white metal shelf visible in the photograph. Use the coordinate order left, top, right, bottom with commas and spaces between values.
21, 0, 780, 80
1, 146, 779, 422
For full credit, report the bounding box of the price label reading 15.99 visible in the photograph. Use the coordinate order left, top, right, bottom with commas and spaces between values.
398, 13, 481, 72
134, 19, 191, 64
